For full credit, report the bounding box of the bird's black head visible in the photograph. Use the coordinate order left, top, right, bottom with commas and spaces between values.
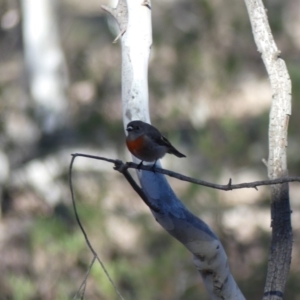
126, 120, 145, 132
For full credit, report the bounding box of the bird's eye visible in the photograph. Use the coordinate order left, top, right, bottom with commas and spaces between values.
135, 126, 140, 130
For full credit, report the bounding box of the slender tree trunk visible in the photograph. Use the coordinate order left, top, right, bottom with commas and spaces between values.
103, 0, 245, 299
21, 0, 69, 133
244, 1, 292, 298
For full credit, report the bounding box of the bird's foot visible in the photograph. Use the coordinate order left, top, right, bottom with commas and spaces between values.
137, 161, 143, 170
151, 161, 157, 173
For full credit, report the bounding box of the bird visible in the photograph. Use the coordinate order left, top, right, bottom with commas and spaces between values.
126, 120, 186, 169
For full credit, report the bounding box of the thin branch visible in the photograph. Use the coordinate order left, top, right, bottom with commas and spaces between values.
69, 155, 125, 300
102, 0, 128, 40
113, 162, 160, 212
73, 256, 96, 300
71, 153, 300, 191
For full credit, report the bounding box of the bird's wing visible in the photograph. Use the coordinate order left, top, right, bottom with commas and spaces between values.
152, 133, 186, 158
153, 134, 173, 147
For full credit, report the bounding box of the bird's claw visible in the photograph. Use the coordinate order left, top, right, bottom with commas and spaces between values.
137, 161, 143, 170
151, 164, 156, 173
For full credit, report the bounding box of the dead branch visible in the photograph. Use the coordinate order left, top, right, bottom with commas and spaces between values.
71, 153, 300, 192
69, 155, 125, 300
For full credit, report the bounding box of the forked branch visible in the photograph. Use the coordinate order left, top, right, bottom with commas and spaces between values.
72, 153, 300, 192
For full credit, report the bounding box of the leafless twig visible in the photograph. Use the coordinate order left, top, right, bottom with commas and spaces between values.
71, 153, 300, 191
69, 155, 125, 300
73, 256, 96, 300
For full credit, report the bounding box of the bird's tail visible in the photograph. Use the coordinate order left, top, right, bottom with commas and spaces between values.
168, 146, 186, 158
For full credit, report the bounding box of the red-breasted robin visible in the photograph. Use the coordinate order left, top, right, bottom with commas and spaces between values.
126, 120, 186, 168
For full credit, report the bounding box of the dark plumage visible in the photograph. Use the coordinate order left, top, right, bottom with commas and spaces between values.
126, 120, 186, 164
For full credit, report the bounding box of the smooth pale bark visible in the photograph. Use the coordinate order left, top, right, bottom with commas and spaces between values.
103, 0, 245, 299
244, 1, 292, 299
19, 0, 69, 206
21, 0, 69, 133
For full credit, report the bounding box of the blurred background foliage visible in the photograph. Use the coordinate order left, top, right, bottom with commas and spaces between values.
0, 0, 300, 299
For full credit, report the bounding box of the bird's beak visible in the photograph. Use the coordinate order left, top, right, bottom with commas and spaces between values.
126, 126, 133, 132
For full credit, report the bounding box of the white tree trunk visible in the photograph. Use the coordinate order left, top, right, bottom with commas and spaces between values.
103, 0, 245, 298
244, 1, 292, 299
21, 0, 69, 133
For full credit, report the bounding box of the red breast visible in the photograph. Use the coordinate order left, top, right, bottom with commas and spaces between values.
126, 135, 145, 157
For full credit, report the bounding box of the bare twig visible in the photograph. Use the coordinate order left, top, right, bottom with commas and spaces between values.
73, 256, 96, 300
102, 0, 128, 40
72, 153, 300, 191
113, 162, 160, 212
69, 155, 125, 300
